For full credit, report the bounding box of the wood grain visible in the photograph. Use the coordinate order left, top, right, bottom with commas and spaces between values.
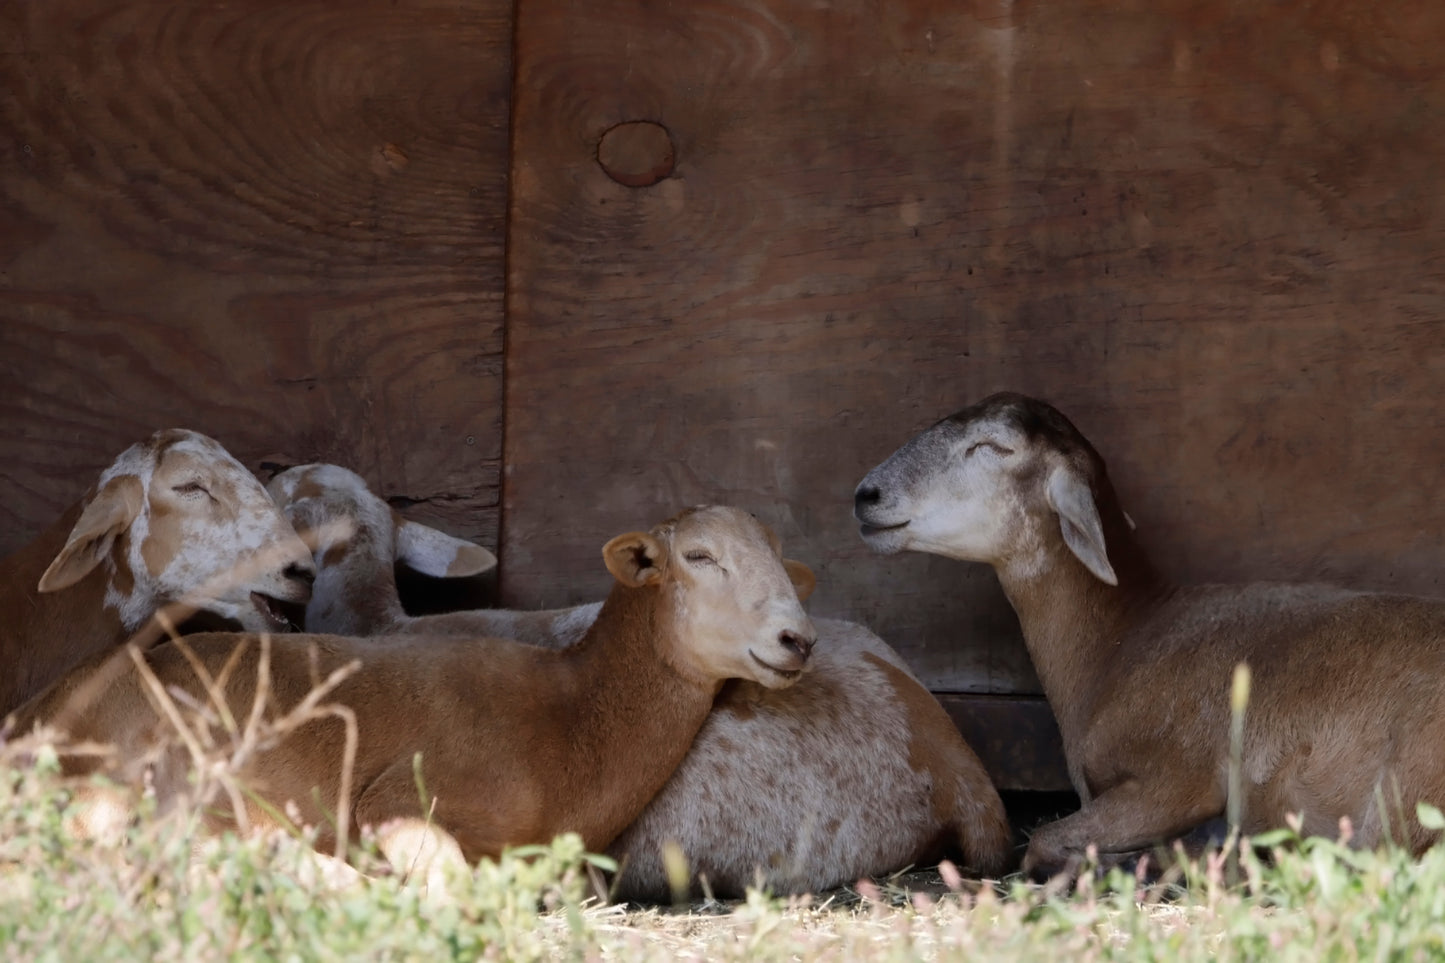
504, 0, 1445, 693
0, 0, 511, 552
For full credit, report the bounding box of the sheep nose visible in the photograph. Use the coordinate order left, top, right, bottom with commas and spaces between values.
780, 630, 814, 661
854, 485, 882, 511
284, 562, 316, 587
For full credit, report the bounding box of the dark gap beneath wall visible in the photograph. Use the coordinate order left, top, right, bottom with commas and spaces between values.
1000, 790, 1082, 850
396, 564, 499, 616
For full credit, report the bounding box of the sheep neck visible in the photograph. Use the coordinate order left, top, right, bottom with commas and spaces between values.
0, 502, 125, 718
994, 485, 1171, 756
555, 581, 720, 850
310, 529, 409, 634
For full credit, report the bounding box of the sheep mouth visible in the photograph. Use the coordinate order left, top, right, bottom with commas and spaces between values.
749, 650, 803, 681
250, 592, 296, 632
857, 520, 909, 537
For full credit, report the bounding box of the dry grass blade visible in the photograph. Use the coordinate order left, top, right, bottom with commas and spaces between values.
232, 634, 270, 772
223, 636, 360, 859
122, 631, 361, 853
40, 600, 197, 737
317, 702, 358, 861
129, 635, 254, 834
170, 634, 242, 737
127, 644, 211, 786
255, 648, 361, 755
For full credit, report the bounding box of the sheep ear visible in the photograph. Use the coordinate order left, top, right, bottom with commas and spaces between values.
603, 532, 667, 587
1045, 466, 1118, 586
783, 559, 816, 602
394, 518, 497, 578
38, 475, 145, 592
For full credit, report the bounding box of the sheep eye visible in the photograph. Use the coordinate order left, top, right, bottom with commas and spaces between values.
684, 551, 717, 565
966, 441, 1014, 457
173, 481, 210, 496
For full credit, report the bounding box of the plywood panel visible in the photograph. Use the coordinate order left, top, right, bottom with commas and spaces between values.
504, 0, 1445, 693
0, 0, 511, 552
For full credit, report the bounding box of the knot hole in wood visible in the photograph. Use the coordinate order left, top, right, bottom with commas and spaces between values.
596, 121, 675, 187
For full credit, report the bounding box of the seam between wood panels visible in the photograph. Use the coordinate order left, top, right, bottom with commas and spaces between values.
495, 0, 525, 605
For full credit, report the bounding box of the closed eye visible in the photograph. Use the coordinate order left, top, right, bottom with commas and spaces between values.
966, 441, 1015, 457
684, 550, 717, 566
172, 481, 212, 497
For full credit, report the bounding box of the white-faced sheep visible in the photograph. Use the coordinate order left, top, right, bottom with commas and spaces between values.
0, 429, 315, 720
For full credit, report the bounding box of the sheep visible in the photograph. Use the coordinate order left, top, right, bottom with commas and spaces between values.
0, 429, 316, 720
854, 391, 1445, 879
18, 505, 819, 873
266, 463, 1013, 896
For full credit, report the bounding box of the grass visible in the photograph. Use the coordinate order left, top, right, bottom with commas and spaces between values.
8, 641, 1444, 961
4, 745, 1445, 963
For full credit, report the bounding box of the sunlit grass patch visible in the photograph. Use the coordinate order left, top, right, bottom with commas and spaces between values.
0, 743, 598, 962
4, 737, 1445, 962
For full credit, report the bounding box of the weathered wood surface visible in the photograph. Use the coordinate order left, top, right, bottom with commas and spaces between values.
0, 0, 512, 555
504, 0, 1445, 693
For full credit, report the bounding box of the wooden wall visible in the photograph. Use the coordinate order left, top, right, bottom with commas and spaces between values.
0, 0, 512, 552
503, 0, 1445, 694
4, 0, 1445, 706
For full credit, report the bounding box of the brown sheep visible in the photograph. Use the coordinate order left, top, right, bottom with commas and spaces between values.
18, 505, 816, 874
857, 392, 1445, 879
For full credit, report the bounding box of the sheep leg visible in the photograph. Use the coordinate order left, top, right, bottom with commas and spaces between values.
1022, 777, 1224, 882
352, 758, 469, 892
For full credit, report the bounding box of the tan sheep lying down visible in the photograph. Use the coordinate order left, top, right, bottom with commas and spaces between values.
267, 464, 1013, 897
19, 506, 818, 871
856, 392, 1445, 880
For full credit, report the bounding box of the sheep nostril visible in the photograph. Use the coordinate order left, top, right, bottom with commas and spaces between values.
285, 563, 316, 586
854, 486, 882, 509
780, 630, 814, 660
